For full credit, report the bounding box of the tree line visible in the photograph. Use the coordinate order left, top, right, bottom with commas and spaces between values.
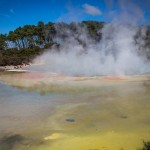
0, 21, 105, 66
0, 21, 150, 66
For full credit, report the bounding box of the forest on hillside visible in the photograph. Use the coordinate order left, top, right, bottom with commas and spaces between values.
0, 21, 150, 66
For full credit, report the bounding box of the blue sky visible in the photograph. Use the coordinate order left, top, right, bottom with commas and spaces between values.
0, 0, 150, 34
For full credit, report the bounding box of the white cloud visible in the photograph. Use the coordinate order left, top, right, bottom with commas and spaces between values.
0, 13, 10, 18
10, 8, 15, 14
83, 3, 102, 16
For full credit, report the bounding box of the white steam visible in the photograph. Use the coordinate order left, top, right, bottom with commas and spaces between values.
33, 23, 150, 76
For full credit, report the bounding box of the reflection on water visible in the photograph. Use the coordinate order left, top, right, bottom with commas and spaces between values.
0, 72, 150, 150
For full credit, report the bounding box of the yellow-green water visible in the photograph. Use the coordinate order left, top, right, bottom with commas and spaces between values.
0, 72, 150, 150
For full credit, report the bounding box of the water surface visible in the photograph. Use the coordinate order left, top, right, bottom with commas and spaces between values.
0, 72, 150, 150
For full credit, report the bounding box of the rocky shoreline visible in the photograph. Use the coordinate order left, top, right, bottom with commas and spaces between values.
0, 64, 31, 71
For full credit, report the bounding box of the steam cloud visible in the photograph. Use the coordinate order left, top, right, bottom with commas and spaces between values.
32, 1, 150, 76
32, 23, 150, 76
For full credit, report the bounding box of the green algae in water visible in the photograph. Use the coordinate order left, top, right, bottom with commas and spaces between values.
65, 118, 76, 122
0, 134, 24, 150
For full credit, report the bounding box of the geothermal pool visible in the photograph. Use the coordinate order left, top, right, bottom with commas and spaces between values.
0, 71, 150, 150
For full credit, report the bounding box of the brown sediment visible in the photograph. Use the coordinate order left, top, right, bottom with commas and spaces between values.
102, 76, 125, 81
101, 75, 150, 82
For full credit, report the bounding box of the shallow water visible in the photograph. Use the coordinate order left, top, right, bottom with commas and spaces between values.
0, 72, 150, 150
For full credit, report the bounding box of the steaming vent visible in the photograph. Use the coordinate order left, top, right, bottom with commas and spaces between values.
32, 23, 150, 76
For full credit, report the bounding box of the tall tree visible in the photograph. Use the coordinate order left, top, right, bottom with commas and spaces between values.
36, 21, 45, 46
45, 22, 56, 44
0, 34, 7, 50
